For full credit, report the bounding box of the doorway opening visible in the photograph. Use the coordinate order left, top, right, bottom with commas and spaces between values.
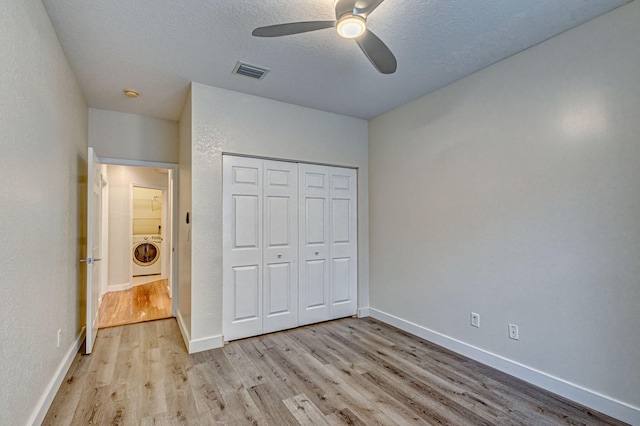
95, 159, 178, 329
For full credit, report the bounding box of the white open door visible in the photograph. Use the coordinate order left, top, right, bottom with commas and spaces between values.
84, 147, 103, 354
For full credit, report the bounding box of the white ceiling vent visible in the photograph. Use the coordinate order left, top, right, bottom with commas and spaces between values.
233, 61, 270, 80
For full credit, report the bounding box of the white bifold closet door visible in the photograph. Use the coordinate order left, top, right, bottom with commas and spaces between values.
223, 155, 356, 342
298, 164, 357, 326
223, 156, 299, 341
263, 159, 299, 334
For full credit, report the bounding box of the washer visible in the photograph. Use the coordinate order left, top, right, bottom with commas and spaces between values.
132, 235, 162, 276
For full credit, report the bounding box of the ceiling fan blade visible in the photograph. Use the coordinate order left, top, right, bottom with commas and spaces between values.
355, 29, 397, 74
335, 0, 358, 19
252, 21, 335, 37
354, 0, 385, 18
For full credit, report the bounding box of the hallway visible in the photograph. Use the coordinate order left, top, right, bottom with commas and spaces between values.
98, 279, 171, 328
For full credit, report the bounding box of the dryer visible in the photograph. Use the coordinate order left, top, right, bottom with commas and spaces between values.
132, 235, 162, 276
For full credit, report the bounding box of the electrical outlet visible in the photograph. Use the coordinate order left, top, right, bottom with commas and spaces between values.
471, 312, 480, 328
57, 329, 62, 348
508, 324, 519, 340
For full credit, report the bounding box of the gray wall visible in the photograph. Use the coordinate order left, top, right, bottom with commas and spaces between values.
89, 108, 178, 163
0, 0, 88, 423
368, 1, 640, 420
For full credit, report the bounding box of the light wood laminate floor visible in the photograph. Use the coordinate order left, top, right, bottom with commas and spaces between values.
44, 318, 626, 425
98, 279, 171, 329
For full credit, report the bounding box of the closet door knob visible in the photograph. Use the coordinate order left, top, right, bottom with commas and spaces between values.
315, 251, 319, 255
277, 254, 282, 258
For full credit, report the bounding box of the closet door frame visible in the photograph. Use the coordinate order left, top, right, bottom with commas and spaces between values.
223, 154, 358, 341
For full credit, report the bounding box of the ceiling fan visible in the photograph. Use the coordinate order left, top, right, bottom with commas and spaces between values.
252, 0, 397, 74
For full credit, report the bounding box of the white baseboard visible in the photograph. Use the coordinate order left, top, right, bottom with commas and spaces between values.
369, 308, 640, 425
188, 334, 224, 354
107, 281, 131, 292
28, 326, 86, 426
175, 310, 223, 354
176, 309, 191, 352
357, 306, 370, 318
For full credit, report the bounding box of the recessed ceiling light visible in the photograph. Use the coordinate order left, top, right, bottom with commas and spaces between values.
123, 89, 139, 98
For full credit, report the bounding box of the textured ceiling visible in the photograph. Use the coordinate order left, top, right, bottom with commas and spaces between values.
42, 0, 630, 121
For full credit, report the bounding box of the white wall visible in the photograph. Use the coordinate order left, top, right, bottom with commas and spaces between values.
186, 83, 368, 350
104, 165, 167, 290
89, 108, 178, 163
0, 0, 88, 424
132, 187, 163, 235
368, 2, 640, 423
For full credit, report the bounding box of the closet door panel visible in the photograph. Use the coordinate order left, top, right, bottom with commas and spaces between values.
233, 195, 259, 249
265, 263, 291, 311
331, 257, 351, 303
223, 156, 264, 341
232, 265, 260, 321
329, 167, 358, 319
266, 197, 290, 245
298, 164, 331, 325
263, 160, 298, 334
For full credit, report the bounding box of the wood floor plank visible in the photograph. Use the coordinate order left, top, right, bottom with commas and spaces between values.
107, 381, 141, 425
328, 322, 552, 424
219, 386, 269, 425
237, 336, 341, 423
287, 326, 344, 365
220, 342, 266, 389
70, 385, 115, 425
44, 317, 629, 426
325, 407, 369, 426
186, 362, 227, 419
41, 351, 91, 424
98, 279, 171, 328
261, 345, 345, 416
339, 327, 509, 424
94, 327, 122, 387
283, 393, 330, 426
156, 318, 199, 423
359, 320, 603, 425
246, 383, 299, 425
290, 352, 427, 425
347, 320, 542, 419
236, 339, 300, 398
265, 330, 310, 356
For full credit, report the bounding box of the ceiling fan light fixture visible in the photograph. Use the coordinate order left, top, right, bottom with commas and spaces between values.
252, 0, 395, 73
336, 15, 366, 39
